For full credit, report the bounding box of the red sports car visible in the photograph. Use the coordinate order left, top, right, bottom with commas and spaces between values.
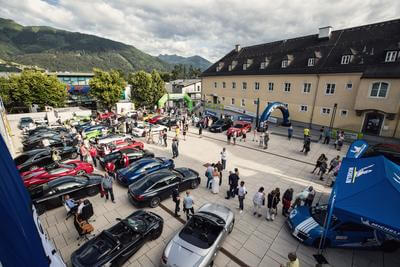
22, 160, 94, 187
227, 121, 252, 137
147, 115, 164, 124
98, 112, 115, 120
96, 141, 144, 157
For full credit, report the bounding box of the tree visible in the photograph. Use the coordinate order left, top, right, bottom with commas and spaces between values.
151, 70, 166, 107
89, 68, 126, 109
129, 71, 153, 107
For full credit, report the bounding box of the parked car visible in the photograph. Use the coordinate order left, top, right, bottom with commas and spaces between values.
98, 111, 115, 120
287, 205, 399, 251
23, 160, 94, 187
98, 148, 154, 170
128, 168, 200, 208
19, 117, 34, 130
95, 134, 135, 145
161, 203, 235, 267
157, 117, 178, 127
29, 174, 103, 215
362, 143, 400, 165
147, 115, 164, 124
96, 141, 144, 158
71, 210, 163, 267
14, 147, 78, 172
23, 131, 72, 142
209, 118, 233, 133
24, 126, 69, 137
142, 113, 155, 121
22, 136, 74, 151
132, 123, 167, 137
116, 157, 174, 186
226, 121, 252, 137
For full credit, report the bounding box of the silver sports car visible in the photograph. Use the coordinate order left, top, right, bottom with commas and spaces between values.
161, 203, 235, 267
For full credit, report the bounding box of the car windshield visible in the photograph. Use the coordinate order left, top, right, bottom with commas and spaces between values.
103, 152, 121, 161
124, 160, 145, 172
125, 218, 146, 232
133, 178, 155, 190
233, 124, 243, 128
310, 205, 329, 226
21, 118, 33, 122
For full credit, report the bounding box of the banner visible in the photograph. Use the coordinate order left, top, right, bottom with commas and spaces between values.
237, 115, 253, 122
346, 140, 368, 159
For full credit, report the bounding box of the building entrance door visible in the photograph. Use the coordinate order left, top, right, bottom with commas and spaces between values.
362, 112, 384, 135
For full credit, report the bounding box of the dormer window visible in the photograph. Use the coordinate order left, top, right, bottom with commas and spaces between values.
341, 55, 351, 64
216, 62, 224, 71
385, 51, 398, 62
308, 58, 315, 67
260, 62, 266, 69
229, 60, 238, 71
281, 60, 288, 68
243, 64, 247, 70
243, 59, 253, 70
260, 57, 270, 69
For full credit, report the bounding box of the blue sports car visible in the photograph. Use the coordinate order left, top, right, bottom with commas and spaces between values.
116, 157, 174, 186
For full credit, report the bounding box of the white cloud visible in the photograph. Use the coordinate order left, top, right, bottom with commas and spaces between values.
0, 0, 399, 62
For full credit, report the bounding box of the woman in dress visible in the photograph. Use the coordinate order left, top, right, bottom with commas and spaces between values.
211, 167, 220, 194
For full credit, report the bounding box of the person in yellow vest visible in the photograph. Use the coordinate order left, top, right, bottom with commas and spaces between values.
175, 125, 180, 139
303, 127, 310, 139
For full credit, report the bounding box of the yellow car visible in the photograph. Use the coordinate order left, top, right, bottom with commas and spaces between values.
142, 113, 155, 121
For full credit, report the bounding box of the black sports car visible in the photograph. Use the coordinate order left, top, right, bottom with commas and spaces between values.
157, 117, 178, 127
128, 168, 200, 208
25, 126, 69, 137
99, 148, 154, 170
71, 210, 163, 267
22, 136, 74, 151
14, 147, 78, 172
209, 118, 233, 133
29, 174, 103, 215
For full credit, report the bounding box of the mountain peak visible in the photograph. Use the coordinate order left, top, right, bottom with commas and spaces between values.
157, 54, 211, 71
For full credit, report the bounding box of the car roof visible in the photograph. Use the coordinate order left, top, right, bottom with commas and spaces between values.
147, 170, 173, 181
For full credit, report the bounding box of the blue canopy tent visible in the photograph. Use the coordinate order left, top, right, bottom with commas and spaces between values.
0, 135, 55, 266
331, 155, 400, 238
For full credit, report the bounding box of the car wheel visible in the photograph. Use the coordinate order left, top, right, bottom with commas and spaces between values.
228, 220, 235, 234
209, 261, 214, 267
87, 186, 99, 197
191, 179, 199, 189
150, 197, 161, 208
70, 152, 78, 159
77, 170, 86, 176
35, 203, 46, 216
30, 165, 39, 171
313, 238, 330, 249
381, 240, 399, 252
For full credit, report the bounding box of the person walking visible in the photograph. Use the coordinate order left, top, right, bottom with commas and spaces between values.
172, 186, 180, 217
237, 181, 247, 213
121, 153, 129, 168
252, 128, 257, 142
292, 186, 313, 208
175, 126, 180, 140
215, 161, 223, 186
263, 130, 270, 149
303, 127, 310, 139
172, 138, 179, 158
198, 122, 203, 138
101, 172, 115, 203
266, 188, 280, 221
282, 188, 293, 217
319, 158, 328, 181
227, 132, 231, 144
337, 131, 345, 151
280, 252, 300, 267
288, 126, 293, 140
89, 145, 97, 167
241, 129, 247, 142
182, 124, 187, 141
319, 126, 324, 142
220, 148, 227, 170
233, 131, 237, 145
211, 167, 220, 194
259, 131, 264, 148
158, 131, 163, 146
303, 136, 311, 155
253, 187, 265, 218
80, 144, 88, 162
323, 127, 331, 144
226, 169, 239, 199
183, 191, 194, 220
328, 155, 340, 174
304, 187, 315, 206
205, 164, 214, 189
311, 154, 326, 174
163, 130, 168, 147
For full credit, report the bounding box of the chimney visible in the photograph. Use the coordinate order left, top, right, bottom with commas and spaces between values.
235, 44, 241, 52
318, 26, 332, 39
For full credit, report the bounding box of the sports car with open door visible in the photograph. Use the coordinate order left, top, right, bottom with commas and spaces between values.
96, 141, 144, 158
98, 148, 154, 170
14, 147, 79, 173
23, 160, 94, 187
161, 203, 235, 267
71, 210, 163, 267
29, 174, 103, 215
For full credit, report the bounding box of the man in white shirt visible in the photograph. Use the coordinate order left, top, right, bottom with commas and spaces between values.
220, 148, 227, 170
238, 181, 247, 213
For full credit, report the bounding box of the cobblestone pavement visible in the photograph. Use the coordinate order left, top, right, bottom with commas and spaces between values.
10, 123, 400, 267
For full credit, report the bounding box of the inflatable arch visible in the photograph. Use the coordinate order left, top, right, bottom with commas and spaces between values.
158, 93, 193, 111
259, 101, 291, 126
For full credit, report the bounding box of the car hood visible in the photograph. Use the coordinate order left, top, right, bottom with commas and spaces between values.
198, 203, 231, 223
166, 235, 206, 266
288, 206, 322, 234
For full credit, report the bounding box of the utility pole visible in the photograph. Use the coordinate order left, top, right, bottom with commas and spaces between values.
255, 98, 260, 128
329, 103, 338, 130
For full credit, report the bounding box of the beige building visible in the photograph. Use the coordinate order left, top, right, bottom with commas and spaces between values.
201, 19, 400, 138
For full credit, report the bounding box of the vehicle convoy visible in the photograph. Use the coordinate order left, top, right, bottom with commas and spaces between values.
29, 174, 103, 214
128, 168, 200, 208
287, 205, 399, 251
116, 157, 174, 186
226, 121, 252, 137
71, 210, 163, 267
161, 203, 235, 267
22, 161, 94, 187
209, 118, 233, 133
98, 148, 154, 170
15, 147, 78, 172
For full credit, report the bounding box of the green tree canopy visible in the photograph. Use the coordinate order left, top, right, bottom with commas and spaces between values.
0, 70, 67, 109
129, 70, 166, 108
151, 69, 166, 106
89, 68, 127, 109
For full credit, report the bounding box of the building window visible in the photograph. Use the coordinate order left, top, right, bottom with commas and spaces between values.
253, 99, 258, 105
222, 82, 226, 88
385, 51, 398, 62
254, 82, 260, 90
232, 82, 236, 89
241, 99, 245, 107
370, 82, 389, 98
303, 83, 311, 93
321, 107, 331, 115
308, 58, 315, 67
281, 60, 288, 68
300, 105, 308, 112
341, 55, 351, 64
284, 82, 291, 92
197, 85, 201, 91
222, 97, 225, 101
346, 83, 353, 90
231, 98, 235, 105
242, 82, 247, 90
325, 83, 336, 95
340, 110, 348, 117
268, 82, 274, 91
214, 82, 217, 88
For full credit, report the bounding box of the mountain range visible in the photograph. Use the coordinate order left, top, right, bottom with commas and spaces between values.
157, 54, 211, 71
0, 18, 211, 73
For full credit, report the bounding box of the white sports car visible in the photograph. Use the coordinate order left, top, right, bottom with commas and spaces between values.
95, 134, 134, 145
132, 123, 167, 137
